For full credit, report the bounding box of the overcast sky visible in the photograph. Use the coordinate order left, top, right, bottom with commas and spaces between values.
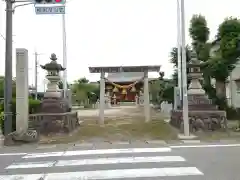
0, 0, 240, 91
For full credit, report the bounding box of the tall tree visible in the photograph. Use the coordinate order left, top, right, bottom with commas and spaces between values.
189, 14, 211, 86
208, 17, 240, 98
149, 72, 174, 104
71, 77, 99, 104
169, 45, 192, 85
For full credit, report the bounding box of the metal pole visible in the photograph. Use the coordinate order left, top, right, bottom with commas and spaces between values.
4, 0, 13, 135
177, 0, 182, 101
34, 52, 38, 100
62, 10, 67, 98
180, 0, 189, 136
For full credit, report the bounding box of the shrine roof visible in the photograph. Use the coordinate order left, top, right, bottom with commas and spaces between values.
88, 65, 160, 73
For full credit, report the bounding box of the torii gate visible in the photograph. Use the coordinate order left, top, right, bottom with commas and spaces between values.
88, 65, 161, 125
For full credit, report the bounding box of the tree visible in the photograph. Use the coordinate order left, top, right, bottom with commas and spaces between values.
189, 14, 210, 60
149, 72, 175, 104
58, 81, 70, 89
71, 77, 99, 104
208, 17, 240, 98
169, 45, 192, 85
77, 77, 89, 84
189, 14, 211, 87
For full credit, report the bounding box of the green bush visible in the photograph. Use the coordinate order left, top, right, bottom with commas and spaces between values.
0, 98, 41, 134
226, 107, 240, 120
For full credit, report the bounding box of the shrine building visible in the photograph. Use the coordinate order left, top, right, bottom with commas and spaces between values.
89, 66, 161, 104
105, 72, 156, 103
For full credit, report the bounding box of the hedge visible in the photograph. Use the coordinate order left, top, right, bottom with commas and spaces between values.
0, 98, 41, 134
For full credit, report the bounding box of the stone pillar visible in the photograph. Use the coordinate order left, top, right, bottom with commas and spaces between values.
99, 71, 105, 125
135, 94, 139, 106
16, 48, 29, 133
144, 71, 150, 122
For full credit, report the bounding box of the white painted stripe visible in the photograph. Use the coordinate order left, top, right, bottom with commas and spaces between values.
63, 147, 172, 156
6, 161, 55, 169
0, 174, 44, 180
56, 156, 185, 166
6, 156, 185, 169
0, 167, 203, 179
23, 151, 64, 159
171, 143, 240, 149
0, 153, 27, 156
36, 145, 57, 149
22, 147, 171, 159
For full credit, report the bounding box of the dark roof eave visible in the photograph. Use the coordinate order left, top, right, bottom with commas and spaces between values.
88, 65, 161, 73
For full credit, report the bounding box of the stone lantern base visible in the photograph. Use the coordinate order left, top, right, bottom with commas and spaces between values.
28, 95, 79, 135
170, 81, 227, 132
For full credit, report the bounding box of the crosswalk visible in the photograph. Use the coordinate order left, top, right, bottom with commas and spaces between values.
0, 147, 204, 179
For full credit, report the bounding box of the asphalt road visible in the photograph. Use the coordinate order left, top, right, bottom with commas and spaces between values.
0, 143, 239, 179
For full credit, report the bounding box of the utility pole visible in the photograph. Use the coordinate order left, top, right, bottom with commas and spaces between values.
180, 0, 190, 136
3, 0, 35, 137
34, 52, 38, 100
62, 10, 68, 98
4, 0, 14, 135
177, 0, 182, 102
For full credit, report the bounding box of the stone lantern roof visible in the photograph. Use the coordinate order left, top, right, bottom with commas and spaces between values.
40, 53, 66, 71
188, 51, 205, 68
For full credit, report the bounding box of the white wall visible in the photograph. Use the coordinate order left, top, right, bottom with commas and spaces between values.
228, 60, 240, 108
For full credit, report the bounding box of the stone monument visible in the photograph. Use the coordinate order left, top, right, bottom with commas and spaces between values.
16, 48, 29, 133
4, 49, 38, 145
29, 53, 79, 134
170, 52, 227, 132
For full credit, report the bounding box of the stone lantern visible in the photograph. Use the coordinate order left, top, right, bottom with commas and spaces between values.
39, 53, 70, 113
187, 51, 206, 95
187, 51, 215, 110
40, 53, 65, 98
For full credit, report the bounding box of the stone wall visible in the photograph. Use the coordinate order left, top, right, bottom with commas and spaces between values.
29, 112, 79, 135
170, 110, 227, 132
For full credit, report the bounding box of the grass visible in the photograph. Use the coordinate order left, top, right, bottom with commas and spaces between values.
39, 118, 178, 144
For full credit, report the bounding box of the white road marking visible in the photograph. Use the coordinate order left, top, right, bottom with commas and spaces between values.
6, 156, 185, 169
0, 143, 240, 157
63, 147, 172, 156
0, 174, 44, 180
56, 156, 185, 166
5, 161, 55, 169
0, 167, 203, 179
23, 151, 64, 159
171, 143, 240, 149
0, 153, 27, 156
22, 147, 171, 159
